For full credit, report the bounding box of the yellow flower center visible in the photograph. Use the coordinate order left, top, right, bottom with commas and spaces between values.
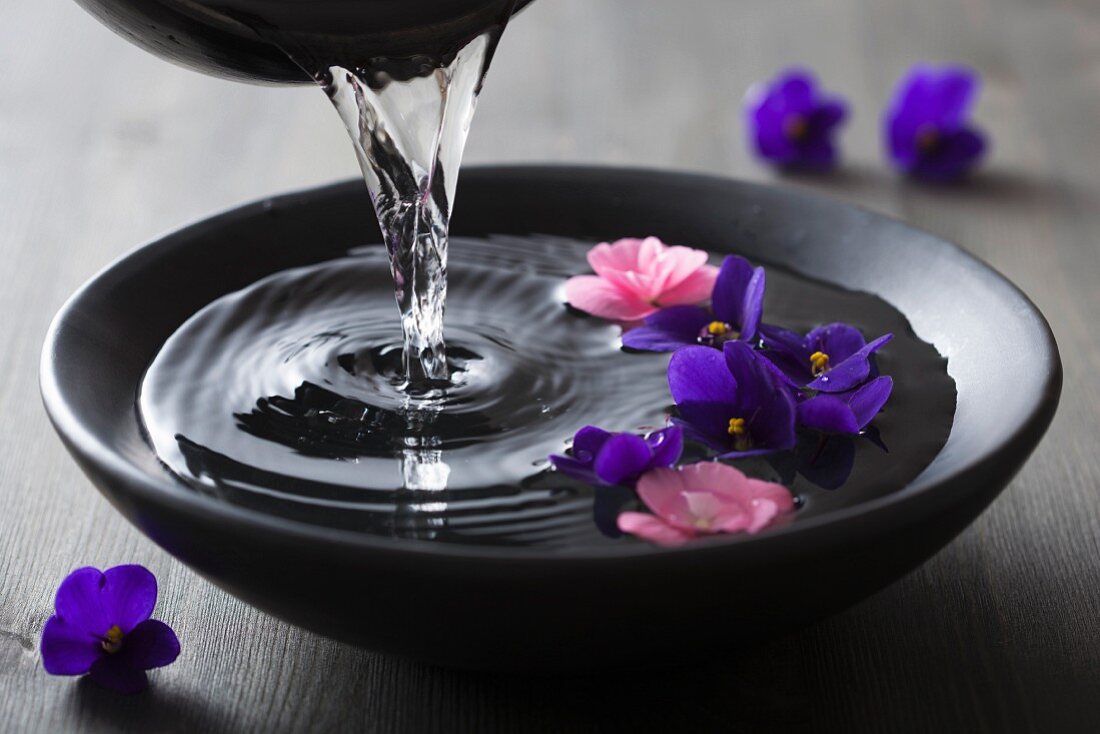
810, 351, 830, 376
101, 625, 123, 654
727, 417, 753, 451
784, 114, 809, 141
916, 124, 940, 153
707, 321, 729, 336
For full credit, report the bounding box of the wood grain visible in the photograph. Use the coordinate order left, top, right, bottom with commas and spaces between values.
1, 0, 1097, 731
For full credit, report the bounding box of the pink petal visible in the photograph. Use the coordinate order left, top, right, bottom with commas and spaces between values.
744, 498, 782, 534
588, 239, 668, 302
657, 265, 720, 307
682, 490, 724, 523
563, 275, 655, 321
652, 246, 712, 293
643, 463, 795, 536
617, 512, 695, 546
602, 269, 660, 302
689, 490, 755, 534
587, 238, 650, 276
636, 468, 693, 520
635, 236, 667, 272
741, 477, 797, 514
676, 461, 744, 489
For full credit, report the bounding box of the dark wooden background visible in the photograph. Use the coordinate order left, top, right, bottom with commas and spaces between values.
2, 0, 1098, 731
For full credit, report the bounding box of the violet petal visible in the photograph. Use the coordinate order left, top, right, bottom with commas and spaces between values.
571, 425, 612, 463
796, 435, 856, 490
101, 566, 158, 633
647, 426, 684, 469
622, 305, 709, 352
797, 395, 860, 434
748, 383, 799, 451
116, 619, 180, 671
810, 98, 848, 130
848, 376, 894, 429
594, 433, 655, 485
739, 267, 766, 340
40, 615, 102, 676
711, 256, 755, 329
722, 341, 768, 410
668, 346, 739, 406
88, 655, 149, 695
53, 567, 113, 638
809, 333, 893, 393
809, 323, 866, 362
54, 566, 156, 637
913, 128, 986, 181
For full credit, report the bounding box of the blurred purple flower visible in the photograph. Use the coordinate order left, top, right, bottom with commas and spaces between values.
759, 322, 893, 393
797, 376, 894, 434
668, 341, 797, 459
884, 64, 987, 181
550, 425, 683, 486
623, 255, 766, 353
41, 565, 179, 694
744, 68, 849, 170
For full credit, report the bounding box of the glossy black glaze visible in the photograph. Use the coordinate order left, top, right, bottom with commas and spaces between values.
71, 0, 535, 84
41, 167, 1061, 670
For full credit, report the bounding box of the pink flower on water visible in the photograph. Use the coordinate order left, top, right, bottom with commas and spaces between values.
618, 462, 795, 546
564, 237, 719, 321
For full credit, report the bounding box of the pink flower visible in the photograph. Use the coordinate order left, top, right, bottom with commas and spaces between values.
618, 462, 795, 546
564, 237, 719, 321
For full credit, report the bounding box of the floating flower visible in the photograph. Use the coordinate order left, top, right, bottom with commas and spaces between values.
622, 255, 765, 352
797, 376, 894, 435
618, 462, 795, 546
744, 68, 849, 170
884, 64, 987, 181
41, 565, 179, 694
760, 323, 893, 393
668, 341, 797, 458
564, 237, 719, 321
550, 425, 683, 486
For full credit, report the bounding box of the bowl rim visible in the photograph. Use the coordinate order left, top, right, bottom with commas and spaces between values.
40, 165, 1063, 564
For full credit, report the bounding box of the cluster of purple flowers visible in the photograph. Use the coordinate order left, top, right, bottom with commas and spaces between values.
745, 64, 987, 181
553, 251, 893, 544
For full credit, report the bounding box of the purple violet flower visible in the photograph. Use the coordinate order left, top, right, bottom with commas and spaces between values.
797, 376, 894, 435
622, 255, 765, 353
550, 425, 683, 486
885, 64, 987, 181
668, 341, 797, 459
759, 322, 893, 393
744, 68, 849, 170
41, 565, 179, 694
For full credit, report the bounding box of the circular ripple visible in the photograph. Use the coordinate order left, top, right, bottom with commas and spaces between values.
139, 237, 673, 542
139, 235, 955, 547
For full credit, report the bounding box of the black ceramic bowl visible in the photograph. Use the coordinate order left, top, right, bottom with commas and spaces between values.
41, 167, 1061, 671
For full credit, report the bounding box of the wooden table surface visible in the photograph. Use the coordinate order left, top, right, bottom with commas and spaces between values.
2, 0, 1098, 731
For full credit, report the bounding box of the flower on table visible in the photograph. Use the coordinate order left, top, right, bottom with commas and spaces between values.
744, 68, 849, 170
563, 237, 719, 322
797, 376, 894, 435
40, 565, 179, 694
668, 341, 797, 458
885, 64, 987, 181
622, 255, 765, 352
759, 322, 893, 393
550, 425, 683, 486
618, 462, 795, 546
